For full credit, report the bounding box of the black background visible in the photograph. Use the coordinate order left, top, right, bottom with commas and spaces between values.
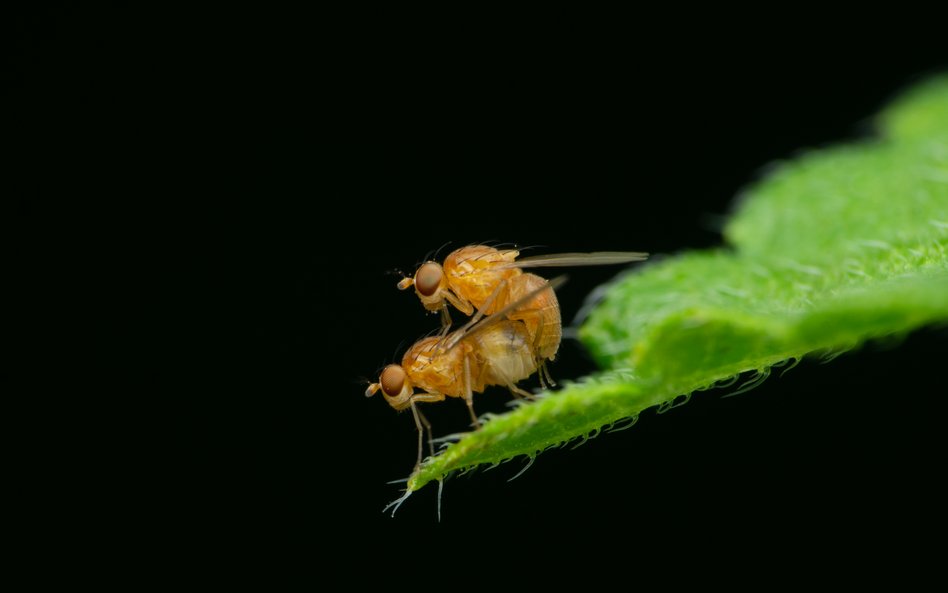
11, 7, 947, 572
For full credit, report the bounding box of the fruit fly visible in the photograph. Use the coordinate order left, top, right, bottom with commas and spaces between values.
397, 246, 647, 385
366, 276, 566, 469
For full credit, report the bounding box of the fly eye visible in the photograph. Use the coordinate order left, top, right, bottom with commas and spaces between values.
414, 262, 443, 297
380, 365, 406, 397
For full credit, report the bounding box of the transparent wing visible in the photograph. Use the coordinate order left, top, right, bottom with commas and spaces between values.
443, 275, 568, 351
495, 251, 648, 270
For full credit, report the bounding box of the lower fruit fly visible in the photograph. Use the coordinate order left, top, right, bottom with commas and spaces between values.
366, 277, 566, 469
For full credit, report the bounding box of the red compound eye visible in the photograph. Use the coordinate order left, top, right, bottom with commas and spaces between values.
380, 365, 406, 397
414, 262, 443, 297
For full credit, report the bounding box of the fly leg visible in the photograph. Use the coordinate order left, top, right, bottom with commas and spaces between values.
409, 401, 426, 470
506, 382, 536, 400
526, 309, 557, 389
440, 280, 509, 351
463, 354, 480, 429
540, 360, 557, 389
408, 393, 445, 470
443, 290, 475, 317
532, 317, 550, 390
434, 291, 473, 344
471, 278, 508, 325
437, 306, 453, 341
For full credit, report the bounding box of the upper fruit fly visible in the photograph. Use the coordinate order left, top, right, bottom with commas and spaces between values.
367, 276, 566, 469
397, 246, 647, 385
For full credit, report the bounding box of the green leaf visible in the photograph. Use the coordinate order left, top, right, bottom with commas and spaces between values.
406, 76, 948, 493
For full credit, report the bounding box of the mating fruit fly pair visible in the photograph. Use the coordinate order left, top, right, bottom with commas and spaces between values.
366, 245, 648, 469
